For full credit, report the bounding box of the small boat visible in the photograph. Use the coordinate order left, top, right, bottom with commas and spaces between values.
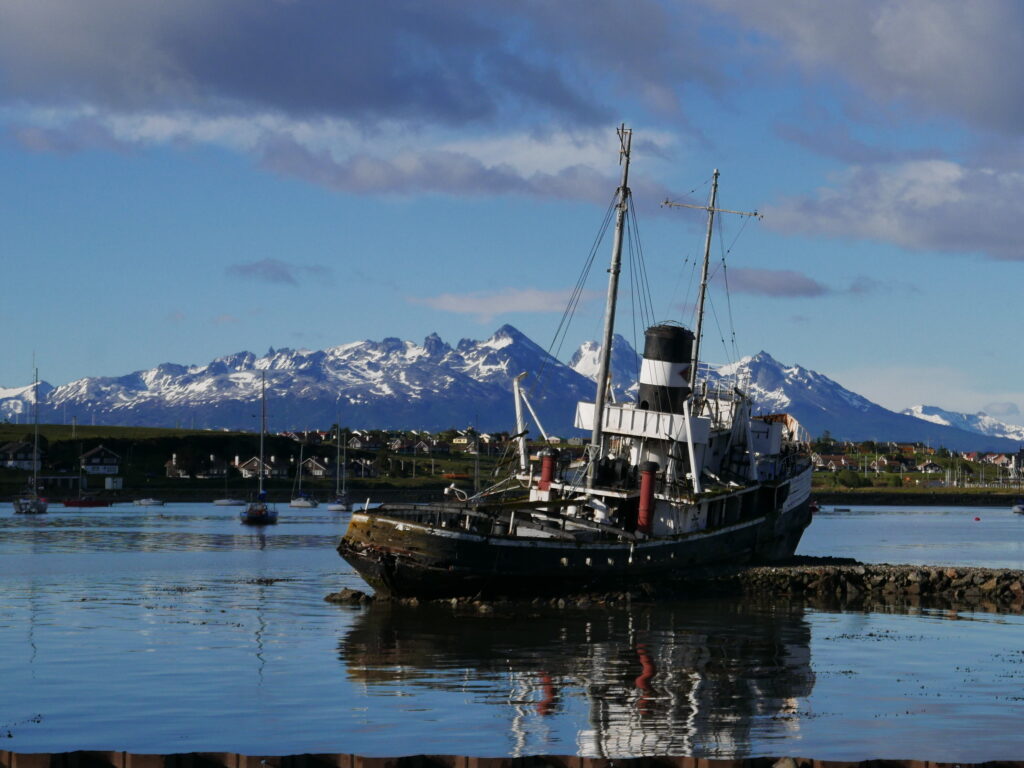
241, 372, 278, 526
13, 494, 47, 515
326, 422, 350, 512
338, 127, 814, 600
134, 498, 165, 507
1012, 498, 1024, 515
13, 369, 47, 515
241, 496, 279, 525
213, 498, 246, 506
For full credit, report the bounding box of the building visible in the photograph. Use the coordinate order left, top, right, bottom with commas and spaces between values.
0, 441, 41, 471
80, 445, 121, 475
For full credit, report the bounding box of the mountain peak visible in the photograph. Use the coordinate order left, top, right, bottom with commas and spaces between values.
492, 324, 527, 342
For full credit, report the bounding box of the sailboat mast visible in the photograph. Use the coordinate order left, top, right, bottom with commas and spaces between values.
689, 169, 718, 391
32, 367, 39, 491
258, 372, 265, 496
587, 124, 632, 489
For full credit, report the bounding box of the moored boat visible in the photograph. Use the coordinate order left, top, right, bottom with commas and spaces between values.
1013, 498, 1024, 515
13, 368, 47, 515
327, 423, 350, 512
213, 498, 246, 506
338, 127, 813, 600
134, 498, 165, 507
13, 494, 48, 515
241, 372, 278, 526
289, 443, 318, 508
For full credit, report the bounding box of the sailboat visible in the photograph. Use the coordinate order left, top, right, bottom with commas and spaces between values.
241, 372, 278, 525
13, 369, 48, 515
289, 442, 319, 508
337, 126, 813, 599
327, 423, 350, 511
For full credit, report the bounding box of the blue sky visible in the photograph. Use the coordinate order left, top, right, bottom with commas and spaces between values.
3, 1, 1024, 422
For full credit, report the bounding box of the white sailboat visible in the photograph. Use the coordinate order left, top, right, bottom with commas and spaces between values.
13, 369, 48, 515
327, 423, 350, 511
290, 442, 319, 508
241, 372, 278, 525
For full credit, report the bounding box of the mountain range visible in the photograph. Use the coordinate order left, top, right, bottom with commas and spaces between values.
1, 325, 1021, 452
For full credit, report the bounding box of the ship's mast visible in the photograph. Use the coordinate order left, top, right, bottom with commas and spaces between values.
587, 124, 632, 489
663, 172, 760, 391
690, 170, 718, 391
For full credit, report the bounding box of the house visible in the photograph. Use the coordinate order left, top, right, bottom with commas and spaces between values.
165, 454, 191, 479
301, 456, 332, 477
80, 445, 121, 475
236, 454, 289, 479
811, 453, 855, 472
0, 441, 41, 471
347, 436, 381, 451
919, 461, 943, 473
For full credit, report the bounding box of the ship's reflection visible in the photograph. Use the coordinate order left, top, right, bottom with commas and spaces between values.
339, 597, 815, 757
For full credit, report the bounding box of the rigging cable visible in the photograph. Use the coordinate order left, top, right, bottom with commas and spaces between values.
533, 195, 617, 397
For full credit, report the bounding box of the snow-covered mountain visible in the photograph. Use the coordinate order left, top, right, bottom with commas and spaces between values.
1, 326, 594, 435
901, 405, 1024, 442
713, 352, 1020, 451
568, 333, 641, 403
1, 327, 1020, 451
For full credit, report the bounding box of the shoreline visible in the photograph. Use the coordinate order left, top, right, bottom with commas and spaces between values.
813, 490, 1023, 507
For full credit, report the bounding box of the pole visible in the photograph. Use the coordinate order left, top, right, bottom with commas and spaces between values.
690, 170, 718, 390
587, 124, 632, 489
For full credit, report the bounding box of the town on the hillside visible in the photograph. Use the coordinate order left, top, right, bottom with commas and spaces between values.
4, 420, 1024, 501
809, 435, 1024, 489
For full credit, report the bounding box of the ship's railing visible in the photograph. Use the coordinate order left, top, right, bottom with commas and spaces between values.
691, 362, 750, 429
693, 361, 750, 400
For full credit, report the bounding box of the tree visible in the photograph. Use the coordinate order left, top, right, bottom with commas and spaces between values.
836, 469, 868, 488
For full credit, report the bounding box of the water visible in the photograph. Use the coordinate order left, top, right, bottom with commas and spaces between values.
2, 502, 1024, 760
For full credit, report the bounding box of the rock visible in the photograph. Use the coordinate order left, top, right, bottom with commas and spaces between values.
980, 578, 999, 592
324, 588, 372, 605
773, 758, 799, 768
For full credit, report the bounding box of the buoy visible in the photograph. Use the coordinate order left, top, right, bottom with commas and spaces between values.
974, 516, 981, 522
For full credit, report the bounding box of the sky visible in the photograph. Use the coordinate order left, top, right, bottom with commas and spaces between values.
3, 1, 1024, 423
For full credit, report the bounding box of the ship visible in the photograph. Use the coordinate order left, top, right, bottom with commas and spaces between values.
338, 125, 813, 599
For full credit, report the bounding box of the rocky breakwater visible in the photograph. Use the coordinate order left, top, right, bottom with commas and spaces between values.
676, 558, 1024, 613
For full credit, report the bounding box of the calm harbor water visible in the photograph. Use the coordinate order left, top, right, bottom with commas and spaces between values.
2, 502, 1024, 760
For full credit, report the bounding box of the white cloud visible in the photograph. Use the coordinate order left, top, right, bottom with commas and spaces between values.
410, 288, 598, 323
765, 160, 1024, 260
708, 0, 1024, 134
